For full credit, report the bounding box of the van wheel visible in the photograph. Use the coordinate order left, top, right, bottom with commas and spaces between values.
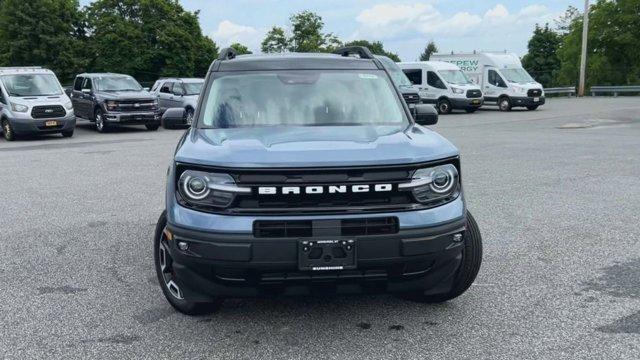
401, 211, 482, 303
526, 105, 539, 111
498, 97, 511, 111
437, 99, 452, 114
154, 211, 223, 315
2, 119, 16, 141
95, 109, 108, 133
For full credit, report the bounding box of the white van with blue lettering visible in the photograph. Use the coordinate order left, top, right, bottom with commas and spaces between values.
432, 52, 545, 111
399, 61, 483, 114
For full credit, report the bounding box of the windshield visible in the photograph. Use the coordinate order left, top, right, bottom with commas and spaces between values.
95, 76, 143, 91
1, 74, 62, 97
437, 70, 472, 85
376, 56, 412, 88
501, 68, 535, 84
200, 70, 407, 128
183, 82, 203, 95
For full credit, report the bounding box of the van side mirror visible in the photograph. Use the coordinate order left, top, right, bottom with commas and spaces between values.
413, 104, 438, 126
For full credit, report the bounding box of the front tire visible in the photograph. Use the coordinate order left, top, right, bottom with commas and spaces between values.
526, 105, 539, 111
61, 129, 74, 138
146, 123, 160, 131
95, 109, 108, 133
498, 97, 511, 111
437, 99, 452, 115
185, 107, 194, 126
154, 211, 223, 315
2, 119, 16, 141
402, 211, 482, 303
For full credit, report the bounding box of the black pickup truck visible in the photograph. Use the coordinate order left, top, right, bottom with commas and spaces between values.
68, 73, 160, 132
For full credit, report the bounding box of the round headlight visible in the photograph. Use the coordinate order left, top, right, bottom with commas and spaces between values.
181, 174, 210, 200
430, 168, 455, 194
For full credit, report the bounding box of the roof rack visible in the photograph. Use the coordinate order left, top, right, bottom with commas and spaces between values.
218, 47, 237, 61
333, 46, 374, 60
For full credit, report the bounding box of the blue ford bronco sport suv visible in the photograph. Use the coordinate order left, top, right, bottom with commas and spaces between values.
154, 47, 482, 315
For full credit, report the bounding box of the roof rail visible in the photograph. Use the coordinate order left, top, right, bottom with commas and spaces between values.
0, 66, 43, 69
218, 47, 237, 61
333, 46, 374, 60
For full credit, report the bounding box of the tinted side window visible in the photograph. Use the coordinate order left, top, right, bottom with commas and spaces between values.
488, 70, 507, 88
160, 82, 173, 93
0, 89, 6, 104
74, 77, 84, 91
427, 71, 446, 89
82, 78, 93, 90
403, 69, 422, 85
173, 82, 184, 95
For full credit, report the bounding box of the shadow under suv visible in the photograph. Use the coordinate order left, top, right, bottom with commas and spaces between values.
154, 47, 483, 315
69, 73, 160, 132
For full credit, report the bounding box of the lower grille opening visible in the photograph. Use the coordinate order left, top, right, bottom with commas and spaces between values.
253, 217, 399, 238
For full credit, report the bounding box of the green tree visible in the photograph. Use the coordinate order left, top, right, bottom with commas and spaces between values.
85, 0, 217, 81
260, 10, 341, 53
261, 26, 289, 53
556, 0, 640, 87
419, 41, 438, 61
229, 42, 252, 55
0, 0, 86, 83
344, 40, 400, 61
522, 24, 561, 88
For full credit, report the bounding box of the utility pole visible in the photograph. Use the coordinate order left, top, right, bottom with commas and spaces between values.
578, 0, 590, 96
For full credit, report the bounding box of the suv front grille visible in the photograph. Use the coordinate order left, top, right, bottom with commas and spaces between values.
31, 105, 65, 119
466, 90, 482, 98
253, 217, 399, 238
177, 159, 459, 215
527, 89, 542, 97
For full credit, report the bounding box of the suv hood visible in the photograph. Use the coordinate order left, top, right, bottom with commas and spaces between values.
175, 125, 459, 168
97, 90, 155, 100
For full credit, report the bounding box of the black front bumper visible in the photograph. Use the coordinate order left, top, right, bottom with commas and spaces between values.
450, 98, 483, 109
511, 96, 545, 107
165, 217, 467, 300
104, 111, 159, 125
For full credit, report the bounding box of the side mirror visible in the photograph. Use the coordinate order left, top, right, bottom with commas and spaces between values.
413, 104, 438, 126
173, 89, 184, 96
162, 108, 188, 127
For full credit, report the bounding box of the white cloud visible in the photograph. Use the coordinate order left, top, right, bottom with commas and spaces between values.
354, 2, 553, 39
211, 20, 265, 52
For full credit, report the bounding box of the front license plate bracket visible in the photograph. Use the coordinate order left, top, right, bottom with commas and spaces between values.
298, 239, 357, 271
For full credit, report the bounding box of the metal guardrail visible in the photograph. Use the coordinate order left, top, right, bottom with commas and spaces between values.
544, 87, 576, 96
590, 85, 640, 96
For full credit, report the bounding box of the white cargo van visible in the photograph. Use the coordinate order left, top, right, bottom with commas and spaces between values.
431, 52, 544, 111
0, 67, 76, 140
398, 61, 483, 114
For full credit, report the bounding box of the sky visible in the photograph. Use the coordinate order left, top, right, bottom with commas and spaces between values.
79, 1, 584, 61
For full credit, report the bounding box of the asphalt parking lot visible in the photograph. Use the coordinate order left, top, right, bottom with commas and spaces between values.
1, 97, 639, 359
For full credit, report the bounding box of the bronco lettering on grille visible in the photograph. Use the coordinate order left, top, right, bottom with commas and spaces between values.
258, 184, 393, 195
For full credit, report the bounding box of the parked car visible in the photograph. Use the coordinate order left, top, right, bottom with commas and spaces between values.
431, 52, 544, 111
154, 46, 483, 315
399, 61, 484, 114
69, 73, 160, 132
0, 67, 75, 141
372, 55, 421, 110
151, 78, 203, 128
